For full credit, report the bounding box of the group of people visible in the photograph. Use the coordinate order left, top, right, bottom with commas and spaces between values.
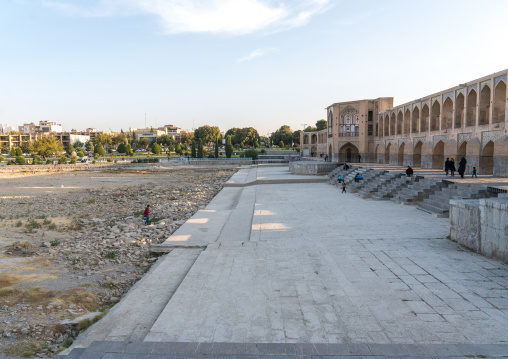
445, 157, 472, 178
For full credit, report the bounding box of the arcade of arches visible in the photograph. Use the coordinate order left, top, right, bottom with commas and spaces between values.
300, 69, 508, 177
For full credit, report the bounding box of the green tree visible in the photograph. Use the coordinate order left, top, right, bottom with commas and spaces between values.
151, 142, 162, 155
225, 127, 259, 146
15, 147, 23, 156
270, 125, 293, 147
197, 139, 203, 158
244, 149, 258, 160
94, 144, 106, 156
225, 135, 233, 158
66, 143, 75, 155
94, 133, 112, 147
34, 137, 64, 159
125, 144, 134, 156
20, 141, 34, 154
316, 119, 327, 131
292, 130, 302, 146
253, 140, 259, 149
239, 141, 244, 149
15, 156, 26, 165
279, 141, 284, 148
304, 126, 317, 132
194, 125, 221, 146
112, 132, 128, 147
191, 140, 196, 157
117, 143, 127, 153
9, 147, 16, 157
168, 142, 174, 152
175, 143, 182, 154
179, 131, 194, 146
77, 151, 84, 158
139, 138, 151, 149
215, 140, 219, 158
73, 139, 84, 149
85, 141, 94, 151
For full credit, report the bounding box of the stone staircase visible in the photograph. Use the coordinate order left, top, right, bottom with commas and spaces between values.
370, 173, 417, 200
417, 183, 495, 217
327, 165, 358, 185
357, 172, 404, 199
347, 168, 386, 193
391, 178, 448, 205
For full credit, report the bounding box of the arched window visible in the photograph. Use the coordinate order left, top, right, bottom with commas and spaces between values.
339, 106, 359, 137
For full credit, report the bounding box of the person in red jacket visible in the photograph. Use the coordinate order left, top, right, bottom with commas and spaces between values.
144, 205, 150, 225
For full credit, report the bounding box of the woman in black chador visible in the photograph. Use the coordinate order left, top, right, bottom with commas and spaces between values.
458, 157, 467, 178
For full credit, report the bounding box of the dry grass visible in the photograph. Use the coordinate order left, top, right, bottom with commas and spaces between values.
59, 288, 98, 310
0, 286, 97, 309
0, 273, 23, 288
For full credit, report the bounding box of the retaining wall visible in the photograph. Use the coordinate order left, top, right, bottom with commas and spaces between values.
450, 195, 508, 264
289, 161, 338, 175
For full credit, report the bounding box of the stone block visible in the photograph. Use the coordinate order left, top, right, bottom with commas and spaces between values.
480, 197, 508, 263
449, 199, 481, 251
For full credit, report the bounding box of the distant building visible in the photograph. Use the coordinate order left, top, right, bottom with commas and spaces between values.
19, 121, 63, 134
0, 124, 16, 134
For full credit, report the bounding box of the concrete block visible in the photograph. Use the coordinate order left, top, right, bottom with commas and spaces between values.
449, 199, 481, 251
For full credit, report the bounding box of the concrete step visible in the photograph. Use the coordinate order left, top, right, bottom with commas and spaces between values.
417, 201, 450, 217
53, 341, 508, 359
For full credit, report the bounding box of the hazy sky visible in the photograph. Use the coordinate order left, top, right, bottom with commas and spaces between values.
1, 0, 508, 135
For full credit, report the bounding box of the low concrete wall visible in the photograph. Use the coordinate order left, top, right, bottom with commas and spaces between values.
450, 196, 508, 264
289, 161, 338, 175
0, 162, 122, 173
449, 199, 481, 251
480, 197, 508, 263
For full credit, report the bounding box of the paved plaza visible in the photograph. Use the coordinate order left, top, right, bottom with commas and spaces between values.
66, 166, 508, 358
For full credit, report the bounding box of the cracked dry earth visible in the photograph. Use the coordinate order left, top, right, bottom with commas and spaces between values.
0, 165, 237, 357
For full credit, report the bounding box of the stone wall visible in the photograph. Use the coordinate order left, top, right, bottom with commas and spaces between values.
289, 161, 338, 175
450, 196, 508, 264
0, 162, 122, 173
449, 199, 481, 251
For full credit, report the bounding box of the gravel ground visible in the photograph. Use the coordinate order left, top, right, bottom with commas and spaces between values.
0, 164, 237, 357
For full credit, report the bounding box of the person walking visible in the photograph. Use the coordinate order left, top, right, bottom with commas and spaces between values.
458, 157, 467, 178
444, 157, 450, 176
341, 181, 347, 193
144, 205, 151, 225
406, 165, 413, 177
358, 154, 361, 163
472, 166, 477, 178
450, 158, 456, 177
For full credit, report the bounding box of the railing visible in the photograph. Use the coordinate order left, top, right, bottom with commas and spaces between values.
176, 157, 253, 161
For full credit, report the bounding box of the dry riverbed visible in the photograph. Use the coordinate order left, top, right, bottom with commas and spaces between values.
0, 165, 236, 357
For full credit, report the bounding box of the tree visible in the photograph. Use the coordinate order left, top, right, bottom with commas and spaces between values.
34, 137, 64, 159
168, 142, 174, 152
112, 132, 128, 147
292, 130, 302, 146
175, 143, 182, 154
15, 156, 26, 165
244, 149, 258, 160
156, 134, 173, 146
253, 140, 259, 149
304, 126, 317, 132
239, 141, 244, 149
125, 144, 134, 156
225, 127, 259, 146
66, 143, 75, 155
279, 141, 284, 148
73, 139, 84, 149
117, 143, 127, 153
194, 125, 221, 146
9, 147, 16, 157
151, 142, 161, 155
179, 131, 194, 146
316, 119, 327, 131
225, 135, 233, 158
15, 147, 23, 156
94, 144, 106, 156
94, 133, 112, 147
21, 141, 34, 154
85, 141, 94, 151
215, 140, 219, 158
191, 140, 196, 158
139, 138, 151, 149
77, 151, 84, 158
197, 139, 203, 158
270, 125, 293, 147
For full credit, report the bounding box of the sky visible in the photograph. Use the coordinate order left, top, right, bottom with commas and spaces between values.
1, 0, 508, 136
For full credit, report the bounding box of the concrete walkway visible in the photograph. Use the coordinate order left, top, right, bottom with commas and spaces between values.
64, 165, 508, 357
